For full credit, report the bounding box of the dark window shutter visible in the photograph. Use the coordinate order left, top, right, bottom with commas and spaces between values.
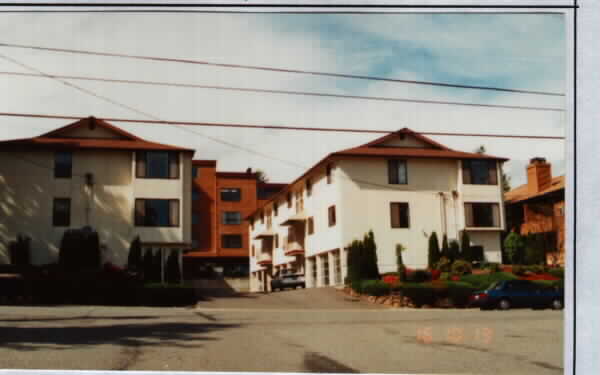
390, 203, 400, 228
136, 152, 146, 178
488, 160, 498, 185
169, 152, 179, 179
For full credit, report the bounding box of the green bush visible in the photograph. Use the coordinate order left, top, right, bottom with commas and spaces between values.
346, 231, 380, 283
409, 270, 431, 283
459, 272, 518, 291
399, 283, 438, 307
127, 236, 143, 271
351, 279, 364, 293
451, 260, 472, 276
503, 231, 525, 264
360, 280, 391, 297
524, 233, 547, 265
460, 230, 472, 262
446, 281, 477, 307
440, 272, 450, 281
512, 265, 526, 276
441, 234, 450, 260
428, 232, 441, 268
434, 257, 452, 272
487, 262, 501, 273
165, 250, 181, 283
8, 234, 31, 267
449, 240, 460, 262
59, 228, 101, 271
548, 268, 564, 279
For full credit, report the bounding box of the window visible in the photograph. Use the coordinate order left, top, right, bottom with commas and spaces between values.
252, 245, 255, 257
275, 234, 279, 248
222, 211, 242, 225
464, 203, 500, 228
328, 205, 336, 227
135, 199, 180, 227
192, 166, 199, 178
136, 151, 179, 179
462, 160, 498, 185
322, 254, 330, 286
308, 217, 315, 235
220, 188, 241, 202
326, 164, 333, 184
53, 198, 71, 226
306, 179, 313, 196
54, 151, 72, 178
222, 234, 243, 249
388, 159, 408, 185
192, 189, 199, 201
287, 192, 292, 208
192, 213, 200, 225
390, 202, 410, 228
333, 250, 342, 285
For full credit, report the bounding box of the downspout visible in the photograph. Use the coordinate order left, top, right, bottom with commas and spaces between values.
438, 192, 447, 236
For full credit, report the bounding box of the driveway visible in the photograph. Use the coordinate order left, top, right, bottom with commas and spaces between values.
0, 288, 563, 374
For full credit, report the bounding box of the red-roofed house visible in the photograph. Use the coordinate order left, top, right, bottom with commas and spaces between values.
505, 158, 565, 266
0, 117, 195, 269
247, 128, 509, 292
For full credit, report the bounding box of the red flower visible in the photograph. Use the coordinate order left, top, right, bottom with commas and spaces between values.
451, 275, 460, 281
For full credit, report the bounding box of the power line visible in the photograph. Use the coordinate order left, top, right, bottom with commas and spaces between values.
0, 112, 566, 140
0, 51, 307, 171
0, 42, 565, 97
0, 71, 564, 113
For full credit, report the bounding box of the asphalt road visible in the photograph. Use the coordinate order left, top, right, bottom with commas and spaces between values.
0, 288, 563, 374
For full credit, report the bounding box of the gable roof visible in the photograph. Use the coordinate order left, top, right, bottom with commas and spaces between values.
0, 116, 195, 153
247, 128, 509, 219
505, 175, 564, 204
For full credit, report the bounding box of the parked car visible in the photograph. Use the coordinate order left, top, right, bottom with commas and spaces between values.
270, 271, 306, 291
469, 280, 563, 310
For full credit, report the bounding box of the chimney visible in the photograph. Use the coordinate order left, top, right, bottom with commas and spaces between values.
527, 157, 552, 193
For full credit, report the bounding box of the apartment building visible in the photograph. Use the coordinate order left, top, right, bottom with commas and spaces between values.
183, 161, 284, 278
0, 117, 194, 267
248, 128, 508, 292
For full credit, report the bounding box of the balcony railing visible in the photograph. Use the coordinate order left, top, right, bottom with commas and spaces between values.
257, 253, 272, 265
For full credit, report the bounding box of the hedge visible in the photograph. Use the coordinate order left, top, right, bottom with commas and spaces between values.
459, 272, 518, 291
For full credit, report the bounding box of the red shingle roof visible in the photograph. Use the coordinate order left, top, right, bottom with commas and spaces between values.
0, 117, 195, 153
246, 128, 509, 219
505, 175, 564, 204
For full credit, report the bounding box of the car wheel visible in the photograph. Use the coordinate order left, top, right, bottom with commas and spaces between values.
498, 299, 511, 310
551, 299, 563, 310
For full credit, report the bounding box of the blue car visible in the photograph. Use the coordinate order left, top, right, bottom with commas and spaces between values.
469, 280, 564, 310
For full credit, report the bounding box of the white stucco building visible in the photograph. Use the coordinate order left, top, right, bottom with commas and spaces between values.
0, 117, 194, 268
248, 129, 508, 292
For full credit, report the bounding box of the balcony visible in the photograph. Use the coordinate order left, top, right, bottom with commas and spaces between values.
283, 227, 305, 257
257, 253, 273, 266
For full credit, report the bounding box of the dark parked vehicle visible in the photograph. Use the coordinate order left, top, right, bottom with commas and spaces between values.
469, 280, 563, 310
270, 271, 305, 291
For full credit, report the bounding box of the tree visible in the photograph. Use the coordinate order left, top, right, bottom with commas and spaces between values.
345, 240, 362, 284
396, 243, 407, 282
449, 240, 460, 262
143, 248, 154, 281
127, 236, 143, 271
254, 169, 269, 183
502, 172, 512, 193
460, 230, 472, 262
441, 234, 450, 260
428, 232, 441, 268
363, 230, 380, 279
166, 250, 181, 284
503, 231, 525, 264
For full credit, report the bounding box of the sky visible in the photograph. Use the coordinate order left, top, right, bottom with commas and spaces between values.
0, 12, 566, 188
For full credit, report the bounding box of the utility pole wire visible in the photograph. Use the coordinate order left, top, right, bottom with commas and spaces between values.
0, 42, 564, 97
0, 71, 564, 112
0, 112, 566, 140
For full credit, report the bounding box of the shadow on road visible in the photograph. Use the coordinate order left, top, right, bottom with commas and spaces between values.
304, 352, 359, 373
0, 321, 242, 352
0, 315, 158, 323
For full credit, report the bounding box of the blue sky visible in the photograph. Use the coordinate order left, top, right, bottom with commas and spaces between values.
0, 12, 567, 187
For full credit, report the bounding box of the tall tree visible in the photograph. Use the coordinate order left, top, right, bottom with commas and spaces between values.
460, 230, 472, 262
128, 236, 142, 271
428, 232, 441, 268
441, 234, 450, 260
